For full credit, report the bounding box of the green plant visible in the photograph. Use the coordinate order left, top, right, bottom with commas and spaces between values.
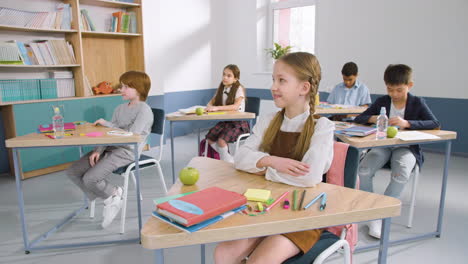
265, 42, 292, 60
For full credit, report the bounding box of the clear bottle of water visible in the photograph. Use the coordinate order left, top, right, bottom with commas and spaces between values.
52, 106, 65, 139
376, 107, 388, 140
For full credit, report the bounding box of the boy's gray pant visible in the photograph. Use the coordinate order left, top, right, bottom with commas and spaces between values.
358, 147, 417, 199
66, 147, 134, 201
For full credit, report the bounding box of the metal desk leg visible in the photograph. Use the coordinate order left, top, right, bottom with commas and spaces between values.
133, 144, 142, 235
378, 218, 391, 264
201, 244, 206, 264
155, 249, 164, 264
198, 128, 201, 152
13, 148, 31, 254
170, 121, 175, 184
436, 140, 452, 237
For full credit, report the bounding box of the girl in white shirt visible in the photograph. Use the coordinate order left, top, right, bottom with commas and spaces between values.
214, 53, 334, 264
205, 64, 249, 162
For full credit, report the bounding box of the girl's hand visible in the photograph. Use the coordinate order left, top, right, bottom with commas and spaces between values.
205, 106, 219, 112
389, 116, 410, 128
260, 156, 310, 177
93, 118, 106, 126
89, 152, 101, 167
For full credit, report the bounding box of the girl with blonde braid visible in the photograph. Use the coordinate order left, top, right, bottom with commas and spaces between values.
214, 52, 334, 264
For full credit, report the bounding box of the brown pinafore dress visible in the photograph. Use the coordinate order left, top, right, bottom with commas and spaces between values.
269, 130, 323, 253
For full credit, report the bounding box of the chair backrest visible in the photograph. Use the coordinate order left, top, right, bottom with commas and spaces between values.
343, 145, 359, 189
245, 96, 260, 116
151, 108, 165, 135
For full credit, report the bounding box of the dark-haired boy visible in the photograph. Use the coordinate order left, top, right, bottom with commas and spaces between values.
327, 62, 371, 106
355, 64, 440, 239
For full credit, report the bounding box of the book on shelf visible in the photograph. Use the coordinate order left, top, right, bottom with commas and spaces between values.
0, 41, 23, 64
80, 9, 96, 31
155, 186, 247, 227
0, 4, 72, 30
152, 205, 246, 233
337, 125, 377, 137
109, 11, 135, 33
0, 78, 75, 103
0, 39, 76, 66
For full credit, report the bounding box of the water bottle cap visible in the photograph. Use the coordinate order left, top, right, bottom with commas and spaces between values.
54, 107, 60, 114
380, 107, 386, 114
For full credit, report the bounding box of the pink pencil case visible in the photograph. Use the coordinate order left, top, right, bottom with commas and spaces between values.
38, 122, 76, 133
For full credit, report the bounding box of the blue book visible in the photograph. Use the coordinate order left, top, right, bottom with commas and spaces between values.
152, 205, 246, 233
339, 125, 377, 136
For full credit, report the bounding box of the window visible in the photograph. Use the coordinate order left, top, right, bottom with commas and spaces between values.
269, 0, 316, 54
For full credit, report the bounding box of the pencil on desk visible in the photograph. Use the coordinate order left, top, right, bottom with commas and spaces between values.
293, 190, 298, 211
298, 190, 306, 210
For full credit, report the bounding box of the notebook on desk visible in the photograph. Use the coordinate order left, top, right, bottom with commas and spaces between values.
338, 126, 377, 137
156, 186, 247, 227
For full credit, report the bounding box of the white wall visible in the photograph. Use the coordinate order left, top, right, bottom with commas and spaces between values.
143, 0, 229, 96
222, 0, 468, 99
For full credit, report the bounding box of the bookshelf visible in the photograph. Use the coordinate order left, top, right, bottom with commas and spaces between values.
0, 0, 145, 179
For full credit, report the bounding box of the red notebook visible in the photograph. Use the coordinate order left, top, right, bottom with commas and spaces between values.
156, 187, 247, 227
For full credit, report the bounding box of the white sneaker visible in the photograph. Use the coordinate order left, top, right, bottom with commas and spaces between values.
102, 187, 123, 229
367, 220, 382, 239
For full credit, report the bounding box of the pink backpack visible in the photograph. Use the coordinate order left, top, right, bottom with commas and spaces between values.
325, 142, 359, 253
199, 139, 220, 160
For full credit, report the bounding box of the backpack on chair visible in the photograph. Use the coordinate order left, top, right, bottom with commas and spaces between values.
199, 139, 220, 160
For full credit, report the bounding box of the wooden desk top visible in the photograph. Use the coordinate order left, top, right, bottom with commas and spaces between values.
5, 123, 142, 148
141, 157, 401, 250
335, 129, 457, 149
166, 111, 255, 121
315, 105, 367, 115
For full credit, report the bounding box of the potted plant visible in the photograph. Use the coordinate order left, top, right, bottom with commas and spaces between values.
265, 42, 292, 60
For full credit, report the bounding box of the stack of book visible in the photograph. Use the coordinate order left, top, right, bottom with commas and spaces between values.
50, 71, 75, 98
0, 4, 72, 30
335, 125, 377, 137
110, 11, 137, 33
153, 187, 247, 233
0, 77, 75, 103
0, 40, 76, 66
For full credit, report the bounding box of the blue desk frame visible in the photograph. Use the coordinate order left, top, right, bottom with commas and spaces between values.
11, 142, 143, 254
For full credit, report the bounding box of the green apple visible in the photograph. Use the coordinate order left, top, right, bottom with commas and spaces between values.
195, 107, 204, 116
179, 167, 200, 185
387, 126, 398, 138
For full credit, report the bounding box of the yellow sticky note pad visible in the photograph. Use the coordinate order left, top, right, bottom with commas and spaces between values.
207, 112, 226, 115
244, 189, 271, 202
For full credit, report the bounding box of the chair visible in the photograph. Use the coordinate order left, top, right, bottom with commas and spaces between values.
90, 108, 168, 234
233, 96, 260, 153
283, 143, 359, 264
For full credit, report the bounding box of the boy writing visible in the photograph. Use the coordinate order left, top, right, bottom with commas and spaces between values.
327, 61, 371, 107
354, 64, 440, 239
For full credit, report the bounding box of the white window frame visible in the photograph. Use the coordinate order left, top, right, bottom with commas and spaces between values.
266, 0, 317, 55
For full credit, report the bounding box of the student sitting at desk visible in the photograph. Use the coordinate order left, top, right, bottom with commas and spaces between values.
327, 61, 371, 107
67, 71, 154, 229
354, 64, 440, 239
214, 52, 334, 263
205, 64, 250, 163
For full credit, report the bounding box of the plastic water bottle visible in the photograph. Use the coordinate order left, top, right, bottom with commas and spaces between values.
376, 107, 388, 140
52, 106, 64, 139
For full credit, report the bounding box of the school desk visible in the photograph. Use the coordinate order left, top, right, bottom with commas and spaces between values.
141, 157, 401, 264
5, 123, 144, 253
335, 128, 457, 252
166, 111, 255, 183
315, 104, 367, 115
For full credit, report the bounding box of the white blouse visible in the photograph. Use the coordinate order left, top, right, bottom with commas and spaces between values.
234, 110, 335, 187
222, 85, 245, 112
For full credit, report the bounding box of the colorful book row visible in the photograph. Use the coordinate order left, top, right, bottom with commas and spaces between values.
0, 4, 71, 30
0, 78, 75, 103
0, 40, 76, 65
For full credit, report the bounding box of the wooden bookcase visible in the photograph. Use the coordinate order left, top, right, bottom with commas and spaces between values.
0, 0, 145, 179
